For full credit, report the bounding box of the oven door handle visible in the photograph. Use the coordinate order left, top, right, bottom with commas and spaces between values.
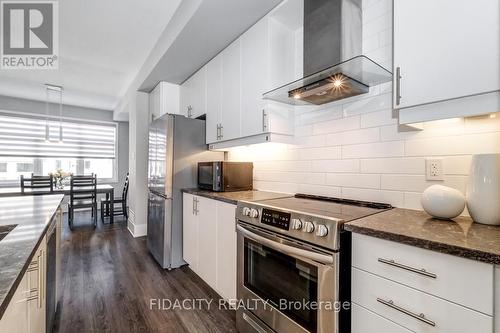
237, 225, 334, 265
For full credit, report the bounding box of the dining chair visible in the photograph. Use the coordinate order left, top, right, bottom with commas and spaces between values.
100, 172, 129, 223
20, 174, 54, 194
68, 174, 97, 229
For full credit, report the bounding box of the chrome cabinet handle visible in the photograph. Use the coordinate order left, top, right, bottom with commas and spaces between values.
220, 125, 223, 139
378, 258, 437, 279
192, 197, 196, 215
187, 105, 192, 117
377, 298, 436, 327
262, 109, 268, 132
216, 124, 221, 140
395, 66, 402, 106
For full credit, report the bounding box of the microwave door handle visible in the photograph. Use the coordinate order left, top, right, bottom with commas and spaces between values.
236, 225, 334, 265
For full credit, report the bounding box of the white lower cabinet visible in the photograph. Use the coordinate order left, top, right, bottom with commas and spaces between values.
352, 303, 412, 333
215, 201, 237, 301
352, 233, 495, 333
0, 235, 47, 333
196, 196, 217, 289
182, 193, 237, 301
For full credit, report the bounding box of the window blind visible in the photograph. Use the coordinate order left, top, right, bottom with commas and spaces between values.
0, 113, 116, 159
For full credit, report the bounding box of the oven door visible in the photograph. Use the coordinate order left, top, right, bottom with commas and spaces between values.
236, 223, 339, 333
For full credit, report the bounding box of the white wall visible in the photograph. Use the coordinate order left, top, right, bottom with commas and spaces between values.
127, 92, 150, 237
228, 0, 500, 212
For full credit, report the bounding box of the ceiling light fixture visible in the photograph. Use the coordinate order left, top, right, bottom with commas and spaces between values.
45, 84, 64, 143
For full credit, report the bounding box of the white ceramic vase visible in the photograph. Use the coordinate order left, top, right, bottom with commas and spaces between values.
421, 185, 465, 219
466, 154, 500, 225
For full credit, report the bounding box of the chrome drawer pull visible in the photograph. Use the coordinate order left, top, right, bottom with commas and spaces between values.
377, 298, 436, 327
378, 258, 437, 279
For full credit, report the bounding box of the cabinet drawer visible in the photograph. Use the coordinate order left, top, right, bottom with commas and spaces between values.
352, 303, 412, 333
352, 268, 493, 333
352, 233, 493, 315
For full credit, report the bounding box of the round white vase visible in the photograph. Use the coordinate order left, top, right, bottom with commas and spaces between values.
421, 185, 465, 219
466, 154, 500, 225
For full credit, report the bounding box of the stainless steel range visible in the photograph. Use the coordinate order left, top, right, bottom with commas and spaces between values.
235, 194, 392, 333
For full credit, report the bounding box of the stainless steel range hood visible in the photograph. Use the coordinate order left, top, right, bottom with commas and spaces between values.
263, 0, 392, 105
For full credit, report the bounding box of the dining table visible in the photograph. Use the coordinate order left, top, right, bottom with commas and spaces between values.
0, 184, 116, 223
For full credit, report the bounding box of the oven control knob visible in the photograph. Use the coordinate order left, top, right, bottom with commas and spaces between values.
242, 207, 251, 216
250, 208, 259, 218
316, 224, 328, 237
291, 218, 302, 230
303, 221, 315, 233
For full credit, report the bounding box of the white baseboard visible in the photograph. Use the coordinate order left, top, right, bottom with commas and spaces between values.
127, 209, 147, 237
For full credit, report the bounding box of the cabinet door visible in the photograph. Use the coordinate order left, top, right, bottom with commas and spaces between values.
393, 0, 500, 109
240, 18, 270, 137
221, 39, 241, 141
182, 193, 198, 273
28, 239, 46, 333
180, 76, 192, 117
216, 201, 237, 301
149, 84, 160, 120
190, 67, 207, 119
196, 196, 218, 289
0, 273, 29, 333
206, 55, 222, 143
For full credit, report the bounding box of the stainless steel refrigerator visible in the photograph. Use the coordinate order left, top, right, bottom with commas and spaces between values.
147, 114, 223, 269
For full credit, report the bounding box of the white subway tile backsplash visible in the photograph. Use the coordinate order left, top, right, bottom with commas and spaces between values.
326, 127, 380, 146
312, 116, 360, 135
255, 171, 325, 185
381, 175, 467, 193
296, 105, 342, 125
343, 93, 392, 117
342, 187, 404, 207
342, 141, 405, 159
443, 155, 472, 175
403, 192, 423, 210
405, 132, 500, 156
297, 184, 341, 197
312, 159, 360, 173
360, 108, 397, 128
360, 157, 425, 174
326, 173, 380, 189
297, 147, 341, 160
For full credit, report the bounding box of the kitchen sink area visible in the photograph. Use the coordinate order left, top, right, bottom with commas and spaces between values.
0, 225, 16, 242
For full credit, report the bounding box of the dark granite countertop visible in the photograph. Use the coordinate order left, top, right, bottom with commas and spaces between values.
344, 208, 500, 265
181, 188, 292, 205
0, 194, 64, 320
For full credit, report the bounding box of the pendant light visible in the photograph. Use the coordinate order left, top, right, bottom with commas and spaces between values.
45, 84, 64, 143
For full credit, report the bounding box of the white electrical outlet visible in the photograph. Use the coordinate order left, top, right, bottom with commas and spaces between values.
426, 158, 444, 180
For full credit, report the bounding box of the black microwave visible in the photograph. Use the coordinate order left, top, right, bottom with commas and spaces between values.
198, 162, 253, 192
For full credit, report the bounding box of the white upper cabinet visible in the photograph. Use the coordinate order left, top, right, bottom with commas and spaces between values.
394, 0, 500, 113
149, 82, 180, 120
220, 40, 242, 141
180, 66, 207, 119
206, 54, 223, 144
240, 18, 270, 137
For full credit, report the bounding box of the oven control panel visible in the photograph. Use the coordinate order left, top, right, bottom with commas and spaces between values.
261, 208, 291, 230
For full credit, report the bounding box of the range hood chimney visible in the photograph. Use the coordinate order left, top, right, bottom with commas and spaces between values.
264, 0, 392, 105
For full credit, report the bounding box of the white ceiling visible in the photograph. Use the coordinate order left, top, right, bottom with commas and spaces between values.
138, 0, 283, 92
0, 0, 181, 111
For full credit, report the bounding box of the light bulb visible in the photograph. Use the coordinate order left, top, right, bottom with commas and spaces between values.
333, 79, 342, 88
293, 93, 301, 99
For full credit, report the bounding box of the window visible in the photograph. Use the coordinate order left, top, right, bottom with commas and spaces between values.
0, 113, 118, 185
16, 163, 34, 172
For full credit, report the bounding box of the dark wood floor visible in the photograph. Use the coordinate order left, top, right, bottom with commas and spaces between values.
53, 211, 237, 333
